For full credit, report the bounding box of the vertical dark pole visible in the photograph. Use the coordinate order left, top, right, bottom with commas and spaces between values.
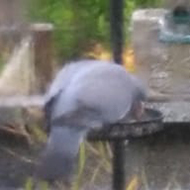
113, 140, 126, 190
110, 0, 124, 65
110, 0, 125, 189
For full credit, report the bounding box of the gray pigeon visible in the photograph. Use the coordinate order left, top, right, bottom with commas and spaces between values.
37, 59, 147, 184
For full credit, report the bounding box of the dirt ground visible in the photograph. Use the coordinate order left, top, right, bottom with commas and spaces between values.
0, 134, 41, 190
0, 133, 112, 190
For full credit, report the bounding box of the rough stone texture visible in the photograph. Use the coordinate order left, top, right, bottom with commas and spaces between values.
128, 13, 190, 187
130, 10, 190, 188
125, 122, 190, 190
131, 9, 190, 97
126, 10, 190, 187
147, 101, 190, 122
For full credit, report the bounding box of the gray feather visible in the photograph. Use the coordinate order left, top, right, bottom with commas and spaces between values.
37, 60, 147, 183
37, 127, 84, 182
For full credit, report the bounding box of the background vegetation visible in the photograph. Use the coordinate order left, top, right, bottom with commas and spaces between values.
27, 0, 163, 61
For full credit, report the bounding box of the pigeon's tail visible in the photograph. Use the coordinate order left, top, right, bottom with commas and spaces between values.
36, 126, 85, 184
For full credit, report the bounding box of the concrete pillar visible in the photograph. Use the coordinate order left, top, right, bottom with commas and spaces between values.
31, 23, 55, 94
131, 9, 190, 98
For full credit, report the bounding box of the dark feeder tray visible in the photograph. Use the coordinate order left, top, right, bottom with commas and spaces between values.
87, 108, 164, 141
87, 108, 164, 190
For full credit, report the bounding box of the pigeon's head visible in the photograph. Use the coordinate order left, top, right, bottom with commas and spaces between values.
129, 74, 147, 120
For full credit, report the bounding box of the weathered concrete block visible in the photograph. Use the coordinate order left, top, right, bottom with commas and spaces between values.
131, 9, 190, 97
125, 123, 190, 190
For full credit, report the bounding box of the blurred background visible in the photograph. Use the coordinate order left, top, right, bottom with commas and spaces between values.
3, 1, 190, 190
27, 0, 162, 62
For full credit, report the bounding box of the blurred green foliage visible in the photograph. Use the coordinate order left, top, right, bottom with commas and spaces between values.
27, 0, 163, 60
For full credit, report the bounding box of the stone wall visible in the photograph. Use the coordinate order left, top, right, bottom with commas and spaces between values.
131, 9, 190, 97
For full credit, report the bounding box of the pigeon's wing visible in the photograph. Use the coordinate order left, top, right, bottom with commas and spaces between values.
45, 62, 84, 104
44, 60, 95, 131
51, 62, 135, 125
45, 60, 112, 105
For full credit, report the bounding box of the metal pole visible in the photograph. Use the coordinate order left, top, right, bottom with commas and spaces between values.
112, 140, 126, 190
110, 0, 124, 65
110, 0, 125, 189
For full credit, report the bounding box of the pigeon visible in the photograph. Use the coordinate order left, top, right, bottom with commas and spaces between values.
36, 59, 147, 184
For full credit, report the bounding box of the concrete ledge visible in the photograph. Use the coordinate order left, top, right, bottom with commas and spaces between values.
0, 95, 45, 108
